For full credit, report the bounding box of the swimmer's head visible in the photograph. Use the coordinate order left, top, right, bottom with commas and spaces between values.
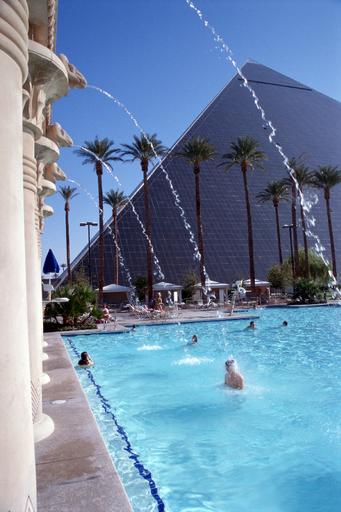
282, 321, 288, 326
225, 358, 235, 370
192, 335, 198, 343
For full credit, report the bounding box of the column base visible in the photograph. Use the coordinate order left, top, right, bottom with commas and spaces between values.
42, 341, 48, 348
42, 352, 49, 361
41, 372, 50, 385
34, 413, 54, 443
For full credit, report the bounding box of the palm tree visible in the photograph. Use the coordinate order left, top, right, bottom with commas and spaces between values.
176, 137, 215, 293
282, 157, 303, 277
256, 180, 289, 266
74, 137, 122, 304
120, 133, 167, 302
103, 189, 127, 285
312, 166, 341, 278
293, 165, 314, 277
59, 186, 78, 282
220, 136, 266, 292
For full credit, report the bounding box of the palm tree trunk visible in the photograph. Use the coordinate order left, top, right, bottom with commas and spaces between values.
142, 162, 153, 303
325, 193, 337, 278
194, 166, 206, 296
65, 204, 71, 283
113, 207, 119, 285
96, 161, 104, 305
274, 203, 283, 265
300, 203, 310, 278
291, 181, 299, 276
242, 163, 256, 293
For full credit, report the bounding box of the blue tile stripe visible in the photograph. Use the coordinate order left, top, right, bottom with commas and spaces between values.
65, 336, 165, 511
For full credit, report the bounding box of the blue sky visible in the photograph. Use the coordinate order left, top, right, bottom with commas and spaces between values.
44, 0, 341, 267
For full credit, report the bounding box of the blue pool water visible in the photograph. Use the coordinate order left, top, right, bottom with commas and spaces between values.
64, 308, 341, 512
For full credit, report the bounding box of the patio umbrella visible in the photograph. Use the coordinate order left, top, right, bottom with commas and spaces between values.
43, 249, 60, 274
43, 249, 60, 301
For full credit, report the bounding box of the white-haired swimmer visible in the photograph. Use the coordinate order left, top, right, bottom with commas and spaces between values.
224, 358, 244, 390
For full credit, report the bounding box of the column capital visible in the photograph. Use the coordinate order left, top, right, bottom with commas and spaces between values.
0, 0, 29, 82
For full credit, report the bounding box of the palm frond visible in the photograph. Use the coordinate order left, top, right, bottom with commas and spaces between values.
256, 180, 289, 204
220, 136, 266, 171
59, 185, 79, 201
103, 189, 127, 209
176, 136, 215, 166
312, 165, 341, 190
120, 133, 167, 163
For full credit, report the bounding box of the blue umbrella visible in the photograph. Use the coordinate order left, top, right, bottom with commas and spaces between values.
43, 249, 60, 274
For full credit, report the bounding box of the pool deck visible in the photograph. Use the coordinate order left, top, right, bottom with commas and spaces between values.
63, 310, 260, 336
36, 332, 133, 512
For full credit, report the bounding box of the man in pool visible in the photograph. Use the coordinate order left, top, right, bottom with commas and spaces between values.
282, 321, 288, 327
224, 358, 244, 390
191, 335, 198, 344
246, 321, 256, 330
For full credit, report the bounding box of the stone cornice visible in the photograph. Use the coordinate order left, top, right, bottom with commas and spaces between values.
0, 0, 29, 81
28, 40, 68, 102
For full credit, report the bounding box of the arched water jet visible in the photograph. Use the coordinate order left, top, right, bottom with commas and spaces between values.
69, 145, 165, 281
65, 178, 136, 302
85, 86, 211, 296
185, 0, 339, 292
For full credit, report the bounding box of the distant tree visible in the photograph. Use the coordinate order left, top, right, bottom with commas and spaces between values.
74, 137, 122, 304
176, 137, 215, 295
257, 180, 289, 265
312, 165, 341, 278
220, 136, 266, 292
292, 165, 314, 278
267, 249, 330, 290
104, 189, 127, 284
282, 157, 305, 278
267, 264, 290, 290
182, 270, 198, 302
120, 134, 167, 303
59, 186, 78, 283
133, 275, 148, 302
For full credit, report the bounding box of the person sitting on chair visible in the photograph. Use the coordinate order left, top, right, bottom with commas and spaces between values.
156, 292, 164, 311
102, 304, 110, 322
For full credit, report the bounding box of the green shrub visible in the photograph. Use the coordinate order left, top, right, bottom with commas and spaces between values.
267, 249, 330, 290
44, 277, 99, 329
292, 278, 323, 304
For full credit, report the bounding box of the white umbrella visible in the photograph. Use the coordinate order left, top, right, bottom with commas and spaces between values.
194, 279, 229, 289
153, 281, 182, 291
243, 279, 270, 287
100, 284, 133, 293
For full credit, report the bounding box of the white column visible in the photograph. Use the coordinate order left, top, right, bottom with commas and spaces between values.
219, 289, 224, 305
0, 1, 37, 510
23, 123, 54, 442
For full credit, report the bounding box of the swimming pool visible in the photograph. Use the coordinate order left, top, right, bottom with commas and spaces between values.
64, 307, 341, 512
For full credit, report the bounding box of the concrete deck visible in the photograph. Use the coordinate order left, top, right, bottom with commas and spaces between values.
36, 332, 132, 512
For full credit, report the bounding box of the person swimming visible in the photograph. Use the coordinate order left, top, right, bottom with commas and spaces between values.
224, 358, 244, 390
191, 335, 198, 344
78, 351, 94, 367
282, 320, 288, 326
246, 321, 256, 330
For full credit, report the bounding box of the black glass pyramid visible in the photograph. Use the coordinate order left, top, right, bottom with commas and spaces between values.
68, 62, 341, 287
